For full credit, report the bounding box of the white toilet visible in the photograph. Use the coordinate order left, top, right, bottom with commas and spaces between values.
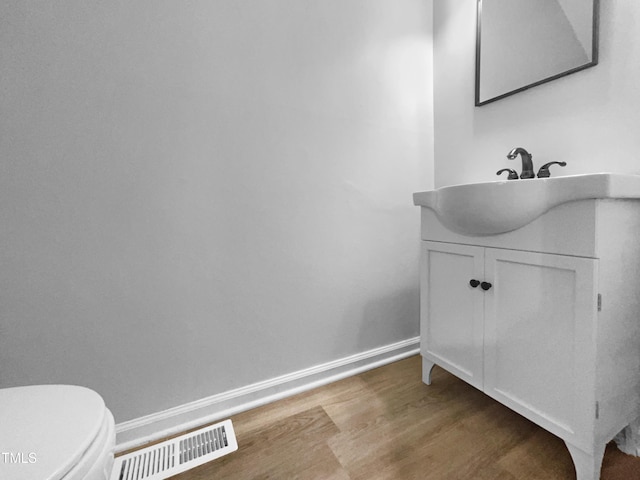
0, 384, 116, 480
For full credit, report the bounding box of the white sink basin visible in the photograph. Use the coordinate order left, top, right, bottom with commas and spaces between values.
413, 173, 640, 236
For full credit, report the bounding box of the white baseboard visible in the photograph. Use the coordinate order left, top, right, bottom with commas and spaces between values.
115, 336, 420, 452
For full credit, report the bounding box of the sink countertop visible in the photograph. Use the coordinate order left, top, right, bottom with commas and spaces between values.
413, 173, 640, 236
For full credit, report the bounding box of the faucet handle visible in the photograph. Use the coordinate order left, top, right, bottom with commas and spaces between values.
496, 168, 519, 180
537, 161, 567, 178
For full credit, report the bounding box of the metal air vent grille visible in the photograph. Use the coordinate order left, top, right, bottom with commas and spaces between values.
111, 419, 237, 480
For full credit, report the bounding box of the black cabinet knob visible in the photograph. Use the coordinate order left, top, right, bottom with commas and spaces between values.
469, 279, 480, 288
480, 281, 492, 291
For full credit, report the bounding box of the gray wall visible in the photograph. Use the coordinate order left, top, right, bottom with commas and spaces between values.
434, 0, 640, 187
0, 1, 433, 422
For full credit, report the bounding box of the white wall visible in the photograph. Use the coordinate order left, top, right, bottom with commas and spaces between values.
0, 1, 433, 423
434, 0, 640, 187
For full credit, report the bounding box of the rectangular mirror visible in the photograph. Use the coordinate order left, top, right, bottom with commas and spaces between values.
475, 0, 599, 106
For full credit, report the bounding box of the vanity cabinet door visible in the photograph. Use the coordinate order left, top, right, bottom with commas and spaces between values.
420, 241, 485, 390
483, 248, 598, 449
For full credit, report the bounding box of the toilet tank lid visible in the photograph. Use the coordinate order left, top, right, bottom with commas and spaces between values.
0, 384, 107, 480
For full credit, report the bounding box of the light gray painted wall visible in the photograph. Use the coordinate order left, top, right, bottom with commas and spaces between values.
435, 0, 640, 187
0, 1, 433, 422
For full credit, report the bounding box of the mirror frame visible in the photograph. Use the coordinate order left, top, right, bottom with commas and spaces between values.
475, 0, 600, 106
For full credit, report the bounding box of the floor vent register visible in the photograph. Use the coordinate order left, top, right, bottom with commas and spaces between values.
110, 419, 238, 480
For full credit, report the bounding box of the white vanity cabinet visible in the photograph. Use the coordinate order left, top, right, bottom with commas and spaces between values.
416, 199, 640, 480
422, 241, 598, 449
420, 242, 485, 390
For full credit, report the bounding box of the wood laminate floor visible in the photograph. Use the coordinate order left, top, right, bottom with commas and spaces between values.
139, 355, 640, 479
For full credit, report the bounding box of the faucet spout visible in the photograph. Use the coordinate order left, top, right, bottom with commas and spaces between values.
507, 147, 535, 179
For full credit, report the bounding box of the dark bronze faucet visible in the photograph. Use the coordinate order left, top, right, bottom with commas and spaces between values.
507, 147, 535, 179
537, 161, 566, 178
496, 168, 519, 180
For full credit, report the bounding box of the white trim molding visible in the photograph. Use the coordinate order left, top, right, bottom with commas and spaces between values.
115, 336, 420, 452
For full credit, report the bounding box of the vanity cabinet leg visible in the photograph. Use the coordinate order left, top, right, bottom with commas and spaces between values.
422, 357, 436, 385
565, 442, 606, 480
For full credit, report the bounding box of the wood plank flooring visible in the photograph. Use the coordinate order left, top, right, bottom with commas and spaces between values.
141, 355, 640, 479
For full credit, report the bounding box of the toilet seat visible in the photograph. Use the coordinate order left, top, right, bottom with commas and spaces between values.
0, 385, 115, 480
60, 407, 115, 480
